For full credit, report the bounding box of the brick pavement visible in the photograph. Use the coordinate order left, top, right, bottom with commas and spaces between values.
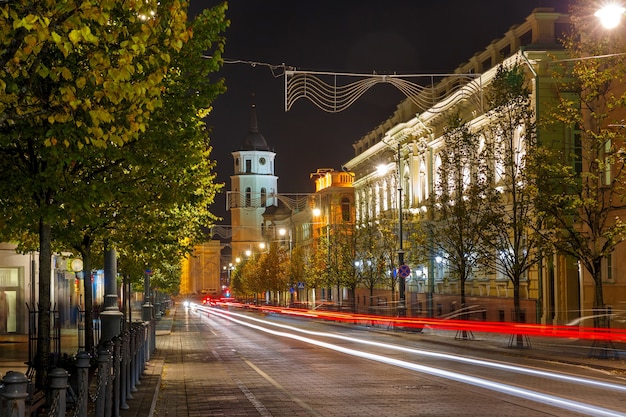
2, 306, 626, 417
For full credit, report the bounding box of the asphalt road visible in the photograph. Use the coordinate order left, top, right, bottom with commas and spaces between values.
150, 305, 626, 417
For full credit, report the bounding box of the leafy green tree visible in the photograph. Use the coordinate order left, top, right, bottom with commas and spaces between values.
289, 245, 306, 305
241, 250, 270, 303
354, 218, 385, 310
258, 242, 289, 304
334, 223, 359, 312
0, 0, 226, 385
427, 116, 493, 324
536, 0, 626, 316
377, 215, 398, 304
145, 260, 181, 297
481, 63, 542, 347
303, 239, 328, 306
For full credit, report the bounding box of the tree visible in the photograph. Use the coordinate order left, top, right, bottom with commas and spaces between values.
427, 115, 493, 332
536, 0, 626, 318
334, 223, 359, 312
258, 242, 289, 304
303, 237, 328, 306
0, 0, 227, 386
289, 245, 306, 305
354, 218, 385, 310
482, 63, 542, 347
377, 215, 398, 306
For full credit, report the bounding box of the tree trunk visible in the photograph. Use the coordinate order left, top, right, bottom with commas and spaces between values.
460, 276, 466, 307
35, 219, 52, 389
593, 258, 605, 310
459, 275, 470, 340
513, 279, 524, 348
592, 258, 607, 328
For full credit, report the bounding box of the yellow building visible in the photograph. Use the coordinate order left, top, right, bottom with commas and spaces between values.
180, 240, 222, 295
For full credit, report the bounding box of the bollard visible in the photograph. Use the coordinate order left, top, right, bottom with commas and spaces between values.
48, 368, 69, 417
74, 351, 91, 417
95, 345, 112, 417
1, 371, 29, 417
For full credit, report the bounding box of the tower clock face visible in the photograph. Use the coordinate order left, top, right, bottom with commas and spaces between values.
259, 157, 266, 165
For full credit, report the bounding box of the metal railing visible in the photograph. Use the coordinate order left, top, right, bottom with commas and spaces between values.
0, 312, 158, 417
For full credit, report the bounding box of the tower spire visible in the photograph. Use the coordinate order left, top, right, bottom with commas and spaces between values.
249, 103, 259, 133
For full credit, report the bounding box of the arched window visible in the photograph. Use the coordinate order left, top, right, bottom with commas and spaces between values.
434, 154, 442, 197
419, 160, 427, 202
494, 131, 505, 185
514, 125, 526, 176
380, 179, 389, 212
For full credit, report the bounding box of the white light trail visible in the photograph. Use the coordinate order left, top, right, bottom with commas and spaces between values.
204, 307, 626, 393
201, 306, 626, 417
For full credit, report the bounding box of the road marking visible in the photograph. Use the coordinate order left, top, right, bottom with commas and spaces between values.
239, 354, 323, 417
210, 308, 626, 417
235, 379, 273, 417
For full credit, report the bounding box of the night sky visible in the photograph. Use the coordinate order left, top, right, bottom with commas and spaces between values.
188, 0, 570, 222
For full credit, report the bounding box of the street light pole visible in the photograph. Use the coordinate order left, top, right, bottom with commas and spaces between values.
397, 142, 406, 317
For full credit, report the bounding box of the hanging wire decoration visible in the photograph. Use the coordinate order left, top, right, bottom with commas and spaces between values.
202, 56, 483, 114
284, 70, 483, 113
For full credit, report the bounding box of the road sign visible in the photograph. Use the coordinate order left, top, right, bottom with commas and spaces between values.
297, 282, 305, 290
398, 264, 411, 278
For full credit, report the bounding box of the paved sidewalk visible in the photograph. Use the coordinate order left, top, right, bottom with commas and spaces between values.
119, 314, 173, 417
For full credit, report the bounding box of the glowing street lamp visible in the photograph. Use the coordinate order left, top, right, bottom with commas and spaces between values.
595, 3, 626, 29
377, 142, 406, 317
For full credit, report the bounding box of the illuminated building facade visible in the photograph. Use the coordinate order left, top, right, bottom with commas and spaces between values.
343, 8, 626, 325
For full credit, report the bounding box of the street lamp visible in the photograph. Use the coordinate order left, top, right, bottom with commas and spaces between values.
378, 141, 406, 317
595, 3, 625, 29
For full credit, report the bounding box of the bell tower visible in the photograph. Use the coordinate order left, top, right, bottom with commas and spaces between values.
230, 104, 278, 260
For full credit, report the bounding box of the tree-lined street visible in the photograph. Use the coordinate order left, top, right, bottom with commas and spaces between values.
148, 305, 626, 416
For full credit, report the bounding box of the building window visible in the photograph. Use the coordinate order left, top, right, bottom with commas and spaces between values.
261, 188, 267, 207
499, 44, 511, 59
605, 254, 613, 281
481, 56, 492, 71
434, 154, 442, 197
245, 187, 251, 207
573, 132, 582, 175
605, 138, 612, 186
419, 160, 427, 202
245, 159, 252, 173
341, 197, 351, 222
519, 29, 532, 47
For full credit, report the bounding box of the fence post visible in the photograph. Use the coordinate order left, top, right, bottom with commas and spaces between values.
142, 322, 149, 366
130, 326, 139, 392
1, 371, 29, 417
48, 368, 69, 417
112, 337, 121, 417
104, 341, 114, 417
95, 346, 111, 417
119, 330, 129, 410
75, 351, 91, 417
